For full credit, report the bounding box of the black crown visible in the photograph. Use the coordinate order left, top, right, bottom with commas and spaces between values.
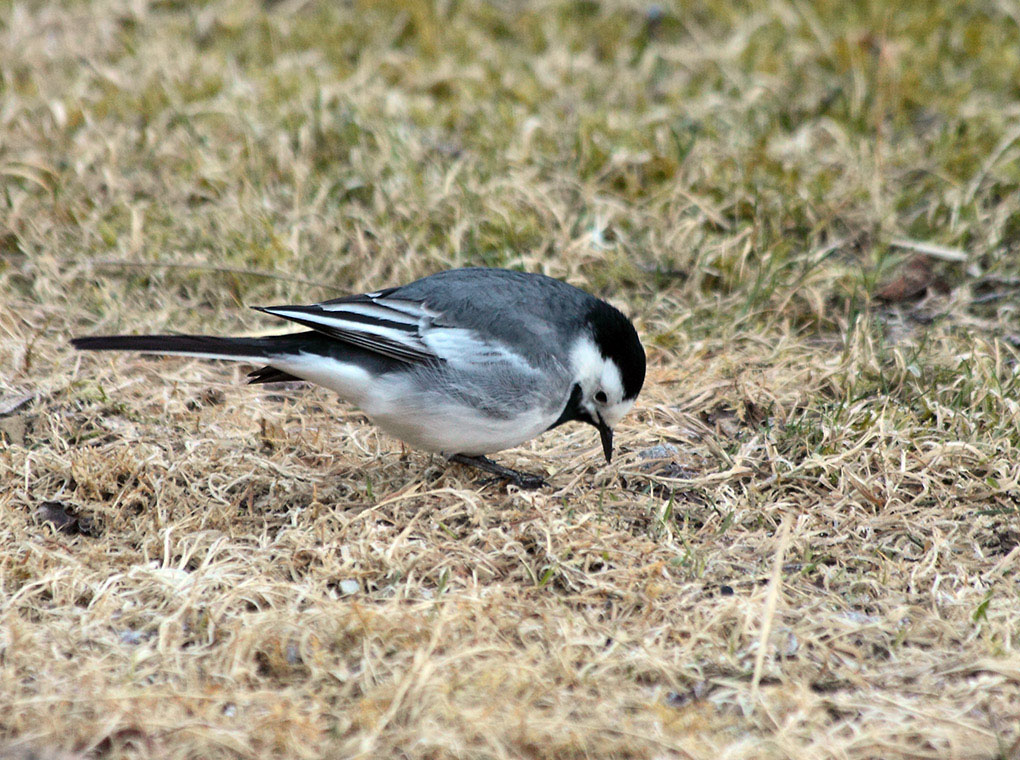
587, 300, 645, 400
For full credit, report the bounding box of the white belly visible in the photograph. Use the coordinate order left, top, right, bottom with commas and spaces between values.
361, 373, 558, 455
276, 353, 561, 455
367, 404, 553, 455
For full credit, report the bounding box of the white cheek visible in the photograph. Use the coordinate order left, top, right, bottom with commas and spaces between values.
600, 362, 625, 402
569, 336, 605, 392
569, 337, 629, 417
601, 399, 635, 428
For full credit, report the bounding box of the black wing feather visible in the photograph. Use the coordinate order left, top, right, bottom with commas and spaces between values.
251, 297, 443, 365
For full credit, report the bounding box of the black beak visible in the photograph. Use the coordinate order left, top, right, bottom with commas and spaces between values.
596, 415, 613, 463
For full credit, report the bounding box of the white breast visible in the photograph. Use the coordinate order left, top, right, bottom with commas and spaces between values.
360, 372, 560, 455
274, 348, 566, 455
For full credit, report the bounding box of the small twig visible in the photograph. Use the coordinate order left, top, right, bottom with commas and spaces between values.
965, 122, 1020, 205
889, 238, 968, 263
970, 291, 1011, 305
751, 517, 792, 700
0, 392, 34, 416
985, 544, 1020, 581
86, 258, 341, 292
975, 274, 1020, 287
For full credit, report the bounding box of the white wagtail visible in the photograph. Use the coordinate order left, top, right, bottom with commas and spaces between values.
71, 267, 645, 487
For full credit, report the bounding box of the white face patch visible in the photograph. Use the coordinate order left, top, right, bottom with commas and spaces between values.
599, 396, 634, 428
568, 336, 605, 391
600, 361, 624, 403
568, 336, 635, 429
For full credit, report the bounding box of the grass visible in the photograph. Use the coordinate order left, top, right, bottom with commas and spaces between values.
3, 0, 1020, 757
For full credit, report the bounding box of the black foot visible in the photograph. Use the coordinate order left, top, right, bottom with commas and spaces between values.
447, 454, 548, 489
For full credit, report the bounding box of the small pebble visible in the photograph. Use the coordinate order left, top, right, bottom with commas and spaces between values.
841, 610, 880, 625
781, 629, 799, 657
638, 444, 680, 460
118, 630, 144, 646
150, 567, 193, 589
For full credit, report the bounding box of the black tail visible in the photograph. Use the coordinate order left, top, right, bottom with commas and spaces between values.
69, 333, 319, 384
70, 334, 275, 358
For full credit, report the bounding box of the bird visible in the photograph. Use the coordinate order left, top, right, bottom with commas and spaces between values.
71, 267, 646, 488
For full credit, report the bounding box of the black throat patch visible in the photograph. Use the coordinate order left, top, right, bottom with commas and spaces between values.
547, 383, 595, 431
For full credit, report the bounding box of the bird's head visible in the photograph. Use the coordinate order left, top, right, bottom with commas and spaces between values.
564, 300, 645, 463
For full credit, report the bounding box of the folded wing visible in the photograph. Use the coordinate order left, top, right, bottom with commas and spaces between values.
253, 290, 443, 365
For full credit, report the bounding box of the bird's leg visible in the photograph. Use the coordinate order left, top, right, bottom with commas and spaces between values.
447, 454, 548, 489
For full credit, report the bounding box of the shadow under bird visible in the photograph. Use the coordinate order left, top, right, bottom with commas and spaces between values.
71, 267, 645, 488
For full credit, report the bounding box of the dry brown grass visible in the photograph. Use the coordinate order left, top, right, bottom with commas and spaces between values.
4, 1, 1020, 757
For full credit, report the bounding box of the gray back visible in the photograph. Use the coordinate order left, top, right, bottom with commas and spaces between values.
391, 268, 598, 360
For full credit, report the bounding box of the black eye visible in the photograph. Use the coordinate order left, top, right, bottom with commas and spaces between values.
595, 391, 608, 404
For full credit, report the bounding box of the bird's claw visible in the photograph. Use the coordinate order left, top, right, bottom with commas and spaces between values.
509, 472, 547, 490
448, 454, 549, 489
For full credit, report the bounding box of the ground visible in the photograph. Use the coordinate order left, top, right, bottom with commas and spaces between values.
2, 1, 1020, 758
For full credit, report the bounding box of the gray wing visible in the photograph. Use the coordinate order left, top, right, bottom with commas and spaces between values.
255, 269, 595, 370
253, 289, 443, 365
374, 268, 596, 361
